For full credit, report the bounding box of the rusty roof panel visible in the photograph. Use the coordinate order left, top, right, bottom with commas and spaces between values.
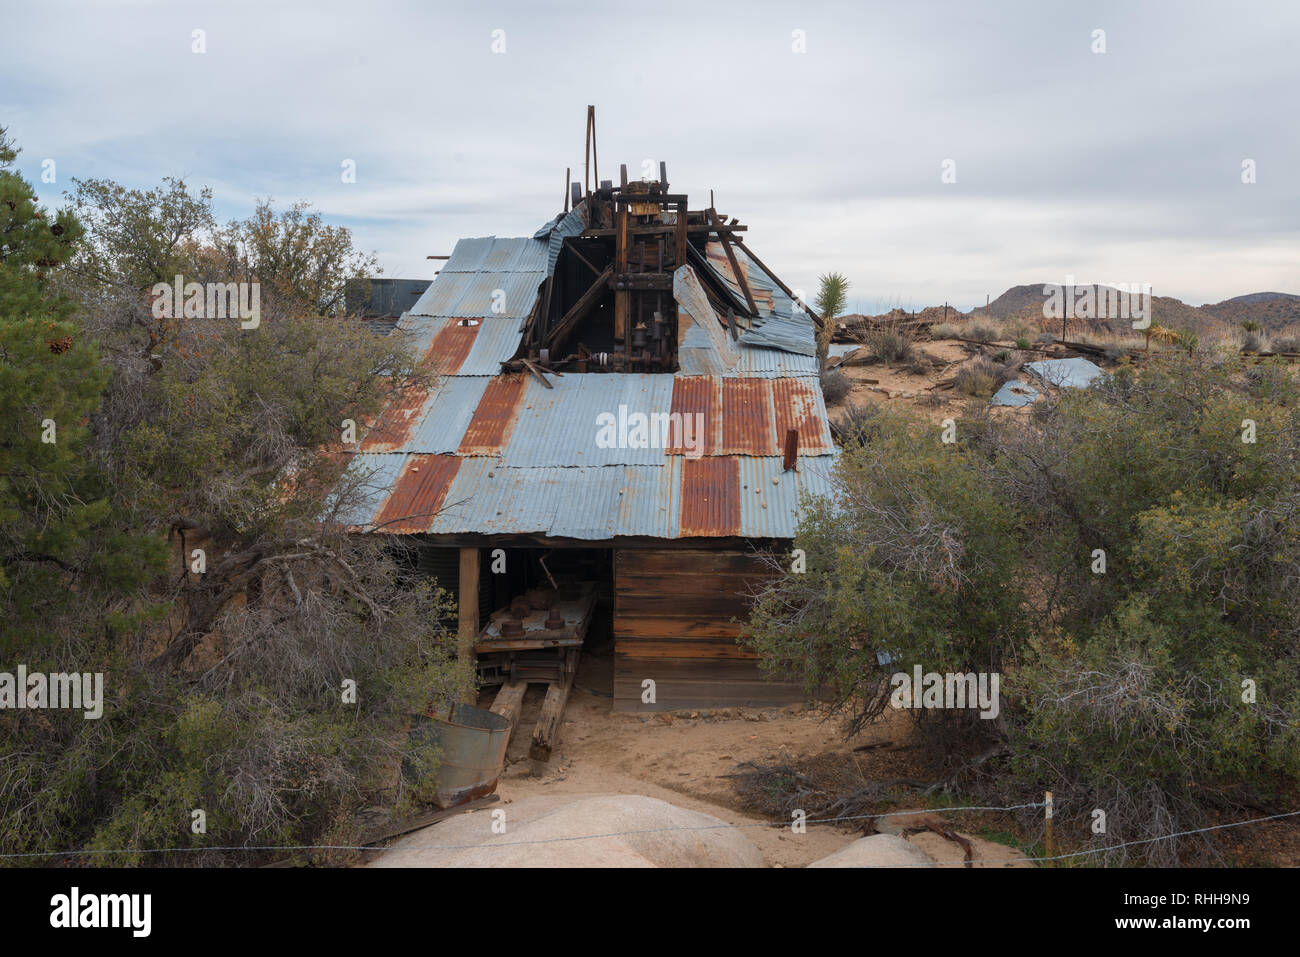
720, 377, 776, 455
770, 377, 835, 454
457, 375, 528, 455
399, 315, 523, 376
342, 453, 834, 539
425, 319, 479, 375
666, 376, 721, 455
360, 384, 432, 452
679, 456, 740, 537
372, 454, 461, 533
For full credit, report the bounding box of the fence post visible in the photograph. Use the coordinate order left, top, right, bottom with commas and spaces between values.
1044, 791, 1054, 866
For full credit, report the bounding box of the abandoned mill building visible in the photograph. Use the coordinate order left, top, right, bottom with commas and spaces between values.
340, 146, 837, 735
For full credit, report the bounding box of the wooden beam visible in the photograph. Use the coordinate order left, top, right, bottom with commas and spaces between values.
529, 671, 575, 762
457, 547, 479, 703
490, 680, 529, 733
580, 224, 747, 237
544, 265, 613, 351
709, 208, 758, 318
732, 237, 824, 329
614, 205, 630, 342
563, 237, 602, 278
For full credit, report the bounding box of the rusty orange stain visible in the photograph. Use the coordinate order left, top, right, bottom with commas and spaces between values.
373, 454, 460, 533
666, 376, 719, 455
771, 378, 831, 455
360, 383, 430, 452
721, 378, 775, 454
679, 456, 740, 536
457, 375, 527, 455
426, 320, 479, 375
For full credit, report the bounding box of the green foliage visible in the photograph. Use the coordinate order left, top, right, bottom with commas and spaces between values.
0, 128, 164, 650
747, 353, 1300, 861
814, 272, 850, 321
1, 143, 468, 865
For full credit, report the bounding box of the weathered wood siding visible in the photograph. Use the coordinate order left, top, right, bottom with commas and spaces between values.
613, 547, 804, 711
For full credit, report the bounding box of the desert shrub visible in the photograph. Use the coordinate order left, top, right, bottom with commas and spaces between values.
1242, 331, 1267, 353
862, 327, 916, 364
1270, 335, 1300, 354
965, 322, 999, 343
930, 322, 961, 339
1015, 337, 1032, 350
820, 367, 851, 403
954, 356, 1004, 397
835, 402, 889, 446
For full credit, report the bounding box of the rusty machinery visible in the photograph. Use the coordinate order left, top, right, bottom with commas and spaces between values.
504, 108, 768, 379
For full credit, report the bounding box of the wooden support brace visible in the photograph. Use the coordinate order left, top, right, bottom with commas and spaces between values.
457, 547, 479, 703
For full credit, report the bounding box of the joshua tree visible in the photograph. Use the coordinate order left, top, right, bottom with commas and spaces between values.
814, 272, 850, 370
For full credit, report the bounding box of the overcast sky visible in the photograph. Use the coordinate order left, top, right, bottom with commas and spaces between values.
3, 0, 1297, 312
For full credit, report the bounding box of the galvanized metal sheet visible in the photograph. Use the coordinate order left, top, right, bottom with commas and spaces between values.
400, 376, 492, 454
498, 374, 679, 467
409, 236, 545, 321
731, 343, 819, 377
402, 316, 523, 375
344, 453, 834, 539
437, 236, 548, 274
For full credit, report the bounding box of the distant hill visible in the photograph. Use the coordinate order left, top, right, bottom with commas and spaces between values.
965, 284, 1300, 333
1201, 292, 1300, 329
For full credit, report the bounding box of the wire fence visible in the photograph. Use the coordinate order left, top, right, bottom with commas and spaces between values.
5, 801, 1298, 866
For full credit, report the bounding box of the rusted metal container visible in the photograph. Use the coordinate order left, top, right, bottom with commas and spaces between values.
403, 703, 512, 809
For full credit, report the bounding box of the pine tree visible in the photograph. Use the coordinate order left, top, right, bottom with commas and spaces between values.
0, 128, 147, 652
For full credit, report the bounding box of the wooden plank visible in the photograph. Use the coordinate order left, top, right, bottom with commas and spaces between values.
613, 639, 758, 659
529, 673, 574, 762
612, 618, 747, 640
457, 547, 479, 703
616, 548, 771, 576
489, 680, 529, 731
360, 794, 500, 847
613, 657, 804, 711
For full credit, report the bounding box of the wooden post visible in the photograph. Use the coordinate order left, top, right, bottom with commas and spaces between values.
614, 205, 629, 342
458, 547, 480, 703
1044, 790, 1054, 866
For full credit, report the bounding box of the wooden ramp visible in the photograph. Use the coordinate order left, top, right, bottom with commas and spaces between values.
486, 658, 576, 763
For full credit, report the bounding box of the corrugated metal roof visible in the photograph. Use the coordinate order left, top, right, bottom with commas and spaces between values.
703, 241, 817, 357
362, 372, 834, 462
409, 237, 545, 320
340, 453, 833, 539
398, 315, 523, 375
732, 343, 820, 377
344, 226, 837, 541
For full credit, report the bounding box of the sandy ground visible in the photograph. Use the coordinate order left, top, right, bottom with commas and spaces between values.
434, 646, 1027, 868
